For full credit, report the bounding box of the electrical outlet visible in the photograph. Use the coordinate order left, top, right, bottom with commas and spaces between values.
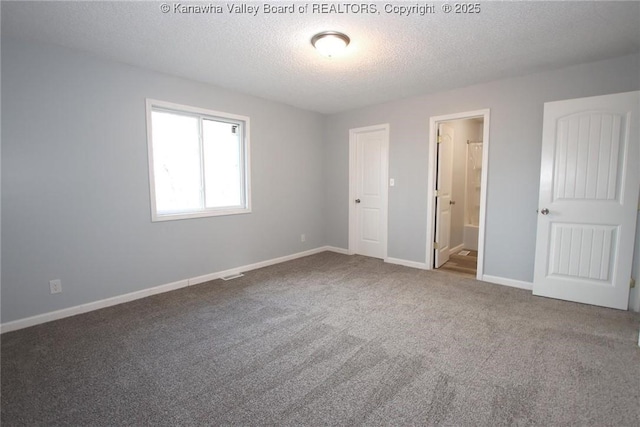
301, 234, 306, 242
49, 279, 62, 294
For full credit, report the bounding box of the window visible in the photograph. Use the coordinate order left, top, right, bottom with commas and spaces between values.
146, 99, 251, 221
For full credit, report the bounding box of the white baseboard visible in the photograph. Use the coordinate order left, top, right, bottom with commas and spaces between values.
449, 243, 465, 256
325, 246, 350, 255
383, 260, 533, 294
385, 257, 429, 270
0, 247, 537, 334
481, 274, 533, 291
0, 278, 190, 334
0, 246, 347, 334
188, 246, 336, 286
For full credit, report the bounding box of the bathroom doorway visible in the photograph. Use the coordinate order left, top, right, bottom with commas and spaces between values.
426, 110, 490, 279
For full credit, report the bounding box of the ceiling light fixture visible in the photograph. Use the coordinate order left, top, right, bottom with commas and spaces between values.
311, 31, 350, 57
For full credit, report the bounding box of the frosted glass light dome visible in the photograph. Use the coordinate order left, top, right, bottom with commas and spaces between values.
311, 32, 350, 57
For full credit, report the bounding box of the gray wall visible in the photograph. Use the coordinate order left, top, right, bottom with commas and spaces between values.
324, 53, 640, 283
1, 38, 326, 323
3, 38, 640, 324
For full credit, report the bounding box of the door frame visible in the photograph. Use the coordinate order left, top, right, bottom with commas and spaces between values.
348, 123, 390, 258
426, 109, 490, 279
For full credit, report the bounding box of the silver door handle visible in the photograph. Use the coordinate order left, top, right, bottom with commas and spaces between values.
355, 199, 361, 204
540, 208, 549, 215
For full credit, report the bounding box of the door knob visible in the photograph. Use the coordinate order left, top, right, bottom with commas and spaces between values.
355, 199, 361, 204
540, 208, 549, 215
450, 200, 456, 205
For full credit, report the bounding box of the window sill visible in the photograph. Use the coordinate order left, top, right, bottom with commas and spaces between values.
151, 208, 251, 222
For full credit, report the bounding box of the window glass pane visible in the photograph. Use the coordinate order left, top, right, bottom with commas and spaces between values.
202, 119, 242, 208
151, 110, 202, 213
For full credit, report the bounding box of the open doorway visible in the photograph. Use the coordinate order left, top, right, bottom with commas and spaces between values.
426, 110, 490, 280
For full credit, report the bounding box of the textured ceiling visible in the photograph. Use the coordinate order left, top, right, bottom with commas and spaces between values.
2, 1, 639, 114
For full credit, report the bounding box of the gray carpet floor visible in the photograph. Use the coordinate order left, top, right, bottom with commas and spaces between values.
2, 252, 640, 426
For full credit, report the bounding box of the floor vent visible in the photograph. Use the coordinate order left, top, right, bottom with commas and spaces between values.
458, 250, 470, 256
221, 273, 244, 281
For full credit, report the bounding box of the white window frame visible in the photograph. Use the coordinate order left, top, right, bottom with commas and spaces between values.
146, 99, 251, 221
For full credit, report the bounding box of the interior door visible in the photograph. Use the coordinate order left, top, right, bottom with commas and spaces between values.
354, 127, 388, 259
533, 91, 640, 310
434, 123, 454, 268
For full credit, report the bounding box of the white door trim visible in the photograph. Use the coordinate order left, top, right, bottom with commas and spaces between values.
426, 109, 490, 279
348, 123, 390, 258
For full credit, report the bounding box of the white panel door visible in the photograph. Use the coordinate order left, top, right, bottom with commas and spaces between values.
533, 91, 640, 310
435, 123, 454, 268
354, 128, 388, 259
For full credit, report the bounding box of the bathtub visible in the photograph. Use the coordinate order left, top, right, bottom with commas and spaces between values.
463, 224, 479, 251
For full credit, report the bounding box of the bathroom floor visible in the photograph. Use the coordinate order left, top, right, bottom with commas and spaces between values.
439, 249, 478, 276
